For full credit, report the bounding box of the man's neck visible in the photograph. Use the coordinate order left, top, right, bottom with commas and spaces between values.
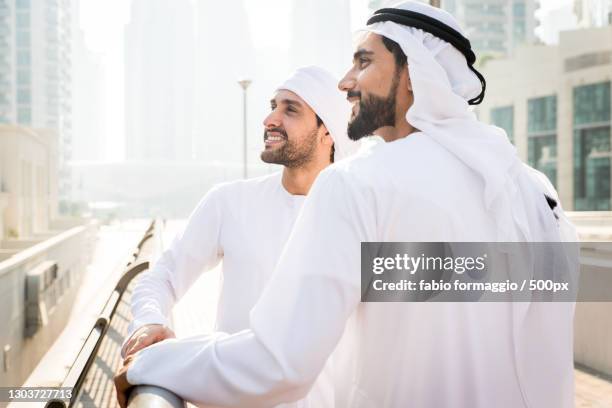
281, 160, 328, 196
375, 119, 418, 142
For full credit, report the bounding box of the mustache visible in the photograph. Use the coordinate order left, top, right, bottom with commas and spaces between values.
264, 127, 288, 140
347, 90, 361, 100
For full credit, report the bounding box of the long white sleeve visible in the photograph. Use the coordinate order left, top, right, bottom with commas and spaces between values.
127, 168, 373, 407
127, 186, 224, 340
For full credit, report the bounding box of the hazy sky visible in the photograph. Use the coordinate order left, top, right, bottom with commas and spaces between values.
77, 0, 372, 161
77, 0, 576, 161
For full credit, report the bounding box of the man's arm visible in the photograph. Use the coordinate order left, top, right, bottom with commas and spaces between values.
122, 185, 225, 357
118, 168, 375, 407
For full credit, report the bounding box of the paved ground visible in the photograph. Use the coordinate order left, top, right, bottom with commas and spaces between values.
575, 368, 612, 407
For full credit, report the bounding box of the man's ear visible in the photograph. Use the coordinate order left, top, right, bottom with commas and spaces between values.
320, 125, 334, 147
404, 65, 413, 92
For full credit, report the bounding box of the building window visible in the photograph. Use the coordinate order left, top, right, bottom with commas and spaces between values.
16, 0, 30, 10
17, 88, 30, 104
528, 95, 557, 186
17, 106, 31, 124
573, 81, 611, 210
513, 2, 526, 17
16, 30, 30, 47
16, 50, 30, 66
16, 12, 30, 28
491, 106, 514, 143
17, 69, 30, 84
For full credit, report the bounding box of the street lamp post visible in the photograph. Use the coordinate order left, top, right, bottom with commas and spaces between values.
237, 78, 252, 179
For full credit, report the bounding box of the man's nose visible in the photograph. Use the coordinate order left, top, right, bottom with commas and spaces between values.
263, 110, 281, 128
338, 70, 356, 93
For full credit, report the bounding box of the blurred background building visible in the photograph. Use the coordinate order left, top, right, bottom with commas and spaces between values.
124, 0, 195, 162
479, 7, 611, 211
575, 0, 612, 28
443, 0, 539, 56
0, 0, 73, 206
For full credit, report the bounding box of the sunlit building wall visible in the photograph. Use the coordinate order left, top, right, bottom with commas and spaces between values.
0, 125, 58, 240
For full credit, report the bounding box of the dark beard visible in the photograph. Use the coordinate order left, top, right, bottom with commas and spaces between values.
347, 75, 399, 141
260, 127, 318, 168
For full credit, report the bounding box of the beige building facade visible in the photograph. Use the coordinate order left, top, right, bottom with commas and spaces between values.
0, 124, 58, 243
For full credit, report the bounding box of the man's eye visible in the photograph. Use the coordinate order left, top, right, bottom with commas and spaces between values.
359, 58, 370, 67
287, 107, 296, 113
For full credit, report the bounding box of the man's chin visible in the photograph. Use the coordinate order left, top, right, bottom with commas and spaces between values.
347, 117, 369, 141
260, 151, 281, 165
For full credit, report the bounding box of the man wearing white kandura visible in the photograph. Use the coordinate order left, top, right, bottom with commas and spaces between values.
119, 66, 356, 408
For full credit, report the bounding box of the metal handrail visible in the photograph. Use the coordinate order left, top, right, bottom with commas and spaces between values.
47, 262, 150, 408
44, 220, 160, 408
128, 385, 186, 408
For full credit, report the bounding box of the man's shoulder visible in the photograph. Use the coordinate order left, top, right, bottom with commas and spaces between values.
189, 172, 282, 219
335, 132, 443, 168
208, 172, 282, 197
320, 132, 475, 201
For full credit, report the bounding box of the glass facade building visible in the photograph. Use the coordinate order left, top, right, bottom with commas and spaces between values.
0, 0, 11, 123
573, 81, 612, 210
491, 106, 514, 143
527, 95, 557, 186
15, 0, 30, 125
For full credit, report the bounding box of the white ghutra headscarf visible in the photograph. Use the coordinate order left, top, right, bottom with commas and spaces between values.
362, 1, 574, 243
276, 66, 358, 161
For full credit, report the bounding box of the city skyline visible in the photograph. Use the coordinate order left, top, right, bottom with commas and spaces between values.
1, 0, 599, 165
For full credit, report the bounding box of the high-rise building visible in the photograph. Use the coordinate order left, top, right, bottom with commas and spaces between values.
194, 0, 254, 165
366, 1, 538, 57
289, 0, 353, 78
125, 0, 196, 162
575, 0, 612, 27
535, 2, 579, 45
0, 0, 73, 204
0, 1, 14, 124
72, 24, 105, 161
443, 0, 539, 56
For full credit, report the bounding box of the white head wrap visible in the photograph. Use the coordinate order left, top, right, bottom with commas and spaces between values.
276, 66, 357, 161
363, 1, 560, 242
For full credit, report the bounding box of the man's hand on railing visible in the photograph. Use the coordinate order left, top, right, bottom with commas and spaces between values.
114, 354, 135, 408
121, 324, 176, 358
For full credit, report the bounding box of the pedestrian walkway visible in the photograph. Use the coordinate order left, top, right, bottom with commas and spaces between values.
575, 367, 612, 407
21, 220, 150, 390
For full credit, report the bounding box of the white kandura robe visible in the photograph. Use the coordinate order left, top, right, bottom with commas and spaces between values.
128, 133, 577, 408
127, 172, 334, 408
